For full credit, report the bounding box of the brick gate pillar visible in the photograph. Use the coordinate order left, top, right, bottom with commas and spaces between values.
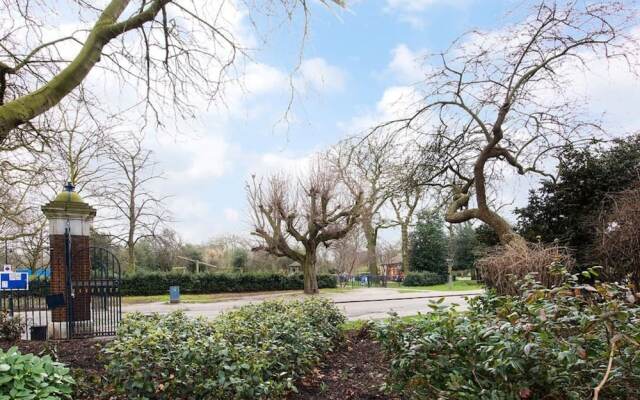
42, 183, 96, 337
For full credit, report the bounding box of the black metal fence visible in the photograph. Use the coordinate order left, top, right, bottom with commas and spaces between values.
0, 246, 122, 340
0, 277, 52, 340
338, 274, 398, 288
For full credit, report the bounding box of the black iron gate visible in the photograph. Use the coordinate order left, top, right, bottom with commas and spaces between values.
0, 245, 121, 340
66, 246, 122, 338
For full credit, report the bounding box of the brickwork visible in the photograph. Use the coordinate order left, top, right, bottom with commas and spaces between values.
50, 234, 91, 322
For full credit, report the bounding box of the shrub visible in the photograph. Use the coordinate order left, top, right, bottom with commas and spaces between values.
103, 297, 345, 399
476, 241, 575, 295
0, 347, 75, 399
402, 271, 447, 287
595, 183, 640, 292
0, 311, 23, 341
120, 271, 337, 296
375, 269, 640, 399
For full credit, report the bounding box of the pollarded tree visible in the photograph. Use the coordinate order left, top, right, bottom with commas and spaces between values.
247, 160, 362, 294
380, 1, 639, 244
0, 0, 345, 146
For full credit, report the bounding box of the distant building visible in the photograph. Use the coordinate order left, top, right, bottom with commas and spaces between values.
381, 255, 403, 280
287, 261, 301, 274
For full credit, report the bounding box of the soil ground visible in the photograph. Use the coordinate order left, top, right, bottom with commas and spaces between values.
289, 327, 401, 400
0, 337, 109, 374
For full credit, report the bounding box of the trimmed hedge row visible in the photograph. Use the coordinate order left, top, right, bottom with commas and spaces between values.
103, 298, 346, 399
120, 272, 337, 296
402, 271, 447, 287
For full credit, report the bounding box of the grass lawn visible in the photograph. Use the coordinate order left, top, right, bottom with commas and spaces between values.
122, 287, 355, 304
388, 279, 484, 292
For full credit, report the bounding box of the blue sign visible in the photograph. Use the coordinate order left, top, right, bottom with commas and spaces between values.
0, 271, 29, 290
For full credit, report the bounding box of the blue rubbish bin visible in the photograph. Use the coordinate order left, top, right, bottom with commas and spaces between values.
169, 286, 180, 303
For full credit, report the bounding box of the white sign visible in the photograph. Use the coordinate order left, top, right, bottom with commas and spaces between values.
3, 264, 11, 272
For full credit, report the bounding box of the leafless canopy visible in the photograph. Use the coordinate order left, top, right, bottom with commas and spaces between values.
99, 134, 170, 271
377, 1, 639, 244
247, 158, 362, 293
0, 0, 345, 146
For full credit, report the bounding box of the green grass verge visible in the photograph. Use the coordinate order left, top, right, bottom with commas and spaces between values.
122, 287, 354, 304
389, 280, 483, 292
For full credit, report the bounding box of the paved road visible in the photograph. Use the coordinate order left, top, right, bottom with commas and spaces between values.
123, 288, 483, 321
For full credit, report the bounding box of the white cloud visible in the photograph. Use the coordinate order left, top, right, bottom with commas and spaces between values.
152, 132, 232, 182
255, 152, 312, 177
296, 58, 346, 93
388, 44, 428, 83
243, 63, 288, 95
224, 208, 240, 222
376, 86, 423, 117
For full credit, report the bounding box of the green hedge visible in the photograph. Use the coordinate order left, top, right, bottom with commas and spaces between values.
120, 272, 337, 296
103, 298, 345, 399
402, 271, 447, 286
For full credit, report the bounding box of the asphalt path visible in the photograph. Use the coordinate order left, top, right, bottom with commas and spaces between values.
122, 287, 484, 321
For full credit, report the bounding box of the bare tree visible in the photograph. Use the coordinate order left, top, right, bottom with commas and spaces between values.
45, 103, 113, 196
0, 0, 344, 147
101, 135, 169, 272
15, 221, 48, 272
329, 133, 396, 277
247, 160, 362, 294
331, 226, 364, 278
389, 189, 421, 273
379, 1, 639, 244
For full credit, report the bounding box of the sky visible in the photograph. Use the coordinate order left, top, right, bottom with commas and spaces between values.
93, 0, 640, 243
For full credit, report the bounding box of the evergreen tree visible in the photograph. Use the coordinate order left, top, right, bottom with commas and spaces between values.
452, 223, 478, 270
409, 211, 447, 275
516, 135, 640, 263
231, 248, 249, 271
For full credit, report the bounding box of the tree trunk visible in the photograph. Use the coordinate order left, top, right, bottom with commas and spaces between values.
302, 254, 319, 295
127, 240, 135, 272
362, 219, 378, 277
400, 222, 409, 272
480, 209, 525, 246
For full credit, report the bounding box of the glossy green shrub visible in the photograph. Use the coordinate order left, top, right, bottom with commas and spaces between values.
103, 297, 345, 399
402, 271, 447, 286
376, 269, 640, 399
121, 271, 337, 296
0, 347, 75, 400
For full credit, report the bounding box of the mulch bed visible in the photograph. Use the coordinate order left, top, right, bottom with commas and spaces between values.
289, 327, 401, 400
0, 337, 111, 374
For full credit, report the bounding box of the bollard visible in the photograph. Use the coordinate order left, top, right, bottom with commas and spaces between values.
169, 286, 180, 304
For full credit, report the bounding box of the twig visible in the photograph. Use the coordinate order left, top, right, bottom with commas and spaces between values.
593, 339, 617, 400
